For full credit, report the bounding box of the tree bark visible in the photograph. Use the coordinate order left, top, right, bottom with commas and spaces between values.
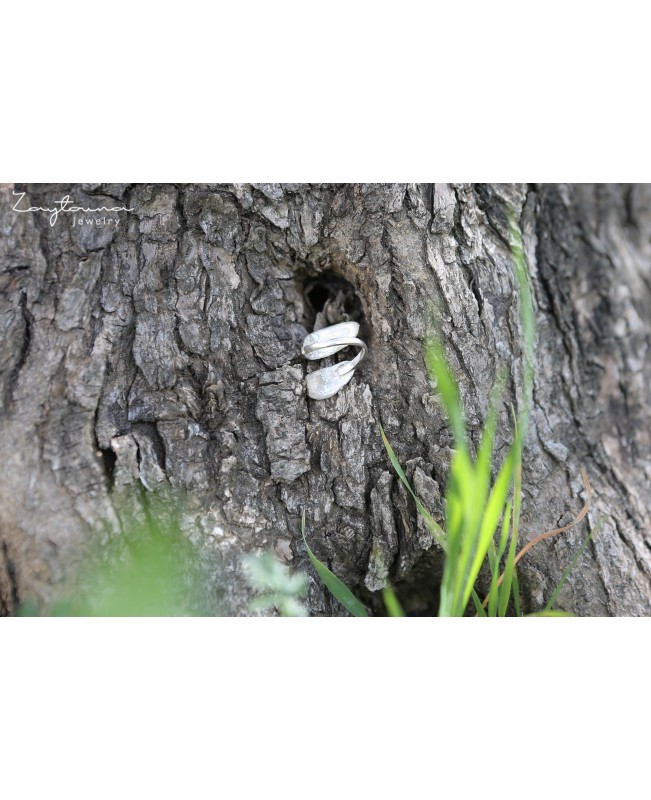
1, 183, 650, 616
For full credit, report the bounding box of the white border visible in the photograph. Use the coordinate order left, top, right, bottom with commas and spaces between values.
3, 620, 650, 798
2, 2, 649, 181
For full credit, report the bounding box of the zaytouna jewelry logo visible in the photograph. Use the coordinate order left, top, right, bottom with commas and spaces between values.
11, 190, 134, 227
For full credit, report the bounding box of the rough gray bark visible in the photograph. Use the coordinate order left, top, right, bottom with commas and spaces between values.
1, 183, 650, 616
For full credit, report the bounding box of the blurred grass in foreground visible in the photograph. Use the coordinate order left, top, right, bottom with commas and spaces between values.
243, 551, 308, 617
19, 494, 211, 617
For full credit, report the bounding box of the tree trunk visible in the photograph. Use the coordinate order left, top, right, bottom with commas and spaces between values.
1, 183, 650, 616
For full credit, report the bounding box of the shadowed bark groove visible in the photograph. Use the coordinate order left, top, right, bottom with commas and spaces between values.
0, 183, 650, 615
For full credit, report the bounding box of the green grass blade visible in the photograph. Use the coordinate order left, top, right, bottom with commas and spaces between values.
544, 520, 602, 612
380, 426, 446, 545
488, 502, 512, 617
476, 406, 497, 489
471, 588, 487, 617
498, 517, 519, 618
475, 370, 507, 492
440, 448, 478, 616
301, 512, 368, 617
498, 456, 522, 617
424, 338, 467, 447
459, 446, 515, 613
382, 585, 405, 617
486, 538, 497, 576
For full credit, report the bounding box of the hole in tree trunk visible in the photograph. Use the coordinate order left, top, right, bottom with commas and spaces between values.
99, 447, 117, 492
302, 270, 366, 333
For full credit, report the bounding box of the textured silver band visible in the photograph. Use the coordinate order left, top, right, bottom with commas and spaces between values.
302, 322, 366, 399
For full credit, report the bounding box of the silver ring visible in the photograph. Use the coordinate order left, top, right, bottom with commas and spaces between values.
301, 322, 366, 400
